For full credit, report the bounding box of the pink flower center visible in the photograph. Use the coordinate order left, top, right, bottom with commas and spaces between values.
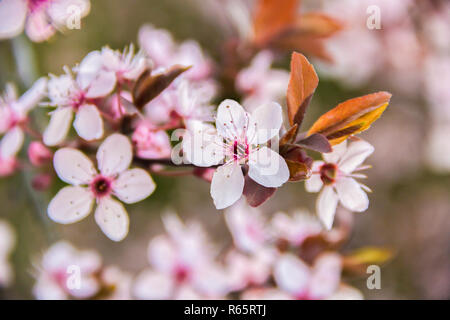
231, 139, 250, 162
90, 175, 113, 198
173, 265, 190, 284
320, 163, 338, 185
71, 91, 86, 110
28, 0, 52, 13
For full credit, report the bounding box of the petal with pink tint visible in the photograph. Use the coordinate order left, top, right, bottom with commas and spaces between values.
335, 177, 369, 212
138, 24, 175, 67
305, 161, 324, 193
323, 140, 347, 164
247, 102, 283, 144
309, 253, 342, 299
113, 168, 156, 204
94, 197, 129, 241
274, 254, 310, 297
182, 123, 224, 167
97, 134, 132, 176
0, 0, 27, 39
0, 127, 24, 158
133, 269, 174, 300
316, 186, 339, 230
73, 104, 104, 141
147, 235, 177, 272
338, 140, 374, 173
43, 107, 74, 146
53, 148, 97, 185
248, 146, 289, 188
327, 284, 364, 300
25, 9, 56, 42
16, 77, 47, 115
48, 186, 94, 224
211, 162, 245, 210
216, 99, 248, 140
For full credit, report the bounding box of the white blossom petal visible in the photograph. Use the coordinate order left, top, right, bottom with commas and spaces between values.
247, 102, 283, 144
94, 197, 129, 241
182, 123, 224, 167
305, 161, 324, 193
97, 133, 132, 176
316, 186, 339, 230
43, 107, 73, 146
0, 127, 24, 158
73, 104, 104, 141
323, 140, 347, 163
48, 186, 94, 224
309, 253, 342, 299
327, 284, 364, 300
338, 140, 374, 173
0, 0, 27, 39
53, 148, 97, 185
133, 270, 173, 300
274, 254, 310, 296
16, 77, 47, 114
211, 162, 244, 209
248, 146, 289, 188
25, 9, 56, 42
216, 99, 248, 140
335, 177, 369, 212
113, 168, 156, 204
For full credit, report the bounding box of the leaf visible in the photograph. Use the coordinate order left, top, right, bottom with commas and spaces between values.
132, 65, 190, 109
253, 0, 299, 46
287, 52, 319, 127
297, 133, 331, 153
342, 247, 394, 274
281, 145, 313, 181
308, 91, 392, 145
243, 175, 276, 207
296, 13, 344, 38
285, 159, 310, 182
279, 124, 299, 147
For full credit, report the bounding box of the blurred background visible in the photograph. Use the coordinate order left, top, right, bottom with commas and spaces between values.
0, 0, 449, 299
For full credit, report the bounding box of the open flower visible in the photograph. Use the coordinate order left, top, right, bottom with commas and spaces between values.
133, 213, 229, 299
0, 0, 90, 42
0, 220, 15, 287
32, 241, 102, 300
184, 99, 289, 209
305, 140, 374, 229
0, 78, 47, 176
47, 134, 156, 241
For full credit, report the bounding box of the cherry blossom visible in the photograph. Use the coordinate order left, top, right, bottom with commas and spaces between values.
132, 123, 172, 160
183, 99, 289, 209
0, 220, 15, 287
138, 24, 214, 82
43, 59, 116, 146
273, 253, 343, 300
305, 140, 374, 229
47, 134, 156, 241
32, 241, 102, 300
28, 141, 52, 167
236, 50, 289, 111
0, 0, 91, 42
133, 213, 230, 299
0, 78, 47, 176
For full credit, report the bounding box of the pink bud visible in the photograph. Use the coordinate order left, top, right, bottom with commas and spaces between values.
0, 157, 17, 177
31, 173, 53, 191
132, 125, 171, 159
28, 141, 52, 167
193, 167, 215, 183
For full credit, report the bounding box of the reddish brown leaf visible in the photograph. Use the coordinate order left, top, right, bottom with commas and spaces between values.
253, 0, 299, 46
287, 52, 319, 127
132, 65, 190, 109
243, 175, 276, 207
297, 133, 331, 153
285, 159, 310, 182
279, 124, 299, 147
296, 13, 344, 38
308, 91, 392, 145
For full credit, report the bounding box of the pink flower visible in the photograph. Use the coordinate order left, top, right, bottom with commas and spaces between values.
132, 124, 172, 160
0, 0, 91, 42
133, 213, 230, 299
305, 140, 374, 229
43, 58, 116, 146
28, 141, 52, 167
32, 241, 102, 300
183, 99, 289, 209
138, 24, 213, 82
0, 220, 15, 287
236, 51, 289, 111
48, 134, 156, 241
0, 78, 47, 175
270, 210, 323, 246
273, 253, 342, 300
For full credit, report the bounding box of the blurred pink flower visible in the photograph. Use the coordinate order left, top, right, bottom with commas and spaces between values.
0, 220, 15, 287
48, 134, 156, 241
132, 124, 172, 160
138, 24, 214, 82
0, 0, 91, 42
236, 50, 289, 111
28, 141, 52, 166
133, 213, 230, 299
305, 140, 374, 229
33, 241, 102, 300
